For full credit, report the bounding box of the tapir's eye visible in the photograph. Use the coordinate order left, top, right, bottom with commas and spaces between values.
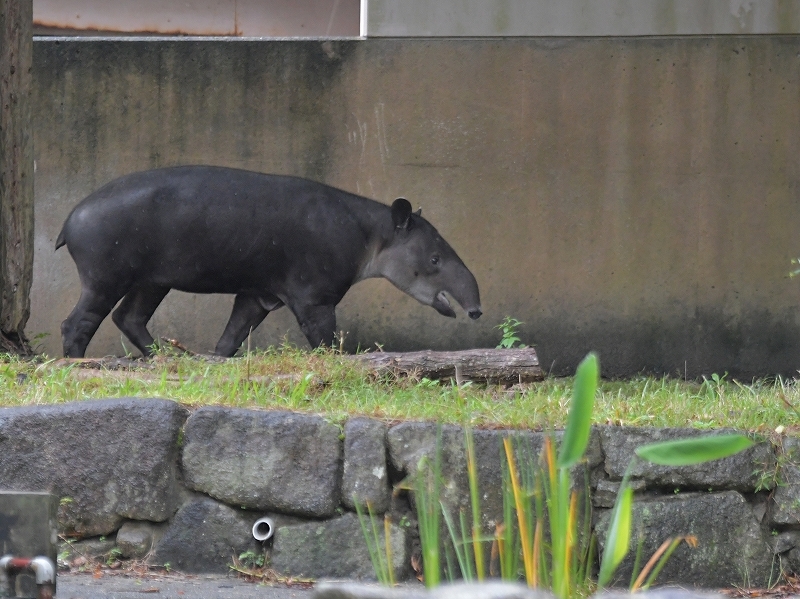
431, 254, 440, 266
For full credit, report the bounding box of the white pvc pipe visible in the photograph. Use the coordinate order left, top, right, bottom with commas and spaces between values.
252, 517, 275, 542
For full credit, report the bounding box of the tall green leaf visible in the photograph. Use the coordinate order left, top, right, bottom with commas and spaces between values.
597, 484, 633, 588
635, 434, 754, 466
354, 500, 393, 585
557, 352, 599, 469
465, 427, 485, 580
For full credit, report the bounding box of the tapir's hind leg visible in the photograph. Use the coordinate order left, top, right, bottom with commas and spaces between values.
290, 303, 337, 349
62, 287, 127, 358
214, 294, 278, 357
111, 284, 170, 357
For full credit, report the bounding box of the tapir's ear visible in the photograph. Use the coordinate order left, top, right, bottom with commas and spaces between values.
391, 198, 413, 230
414, 208, 422, 216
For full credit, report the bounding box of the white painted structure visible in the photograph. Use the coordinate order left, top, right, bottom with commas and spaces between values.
34, 0, 800, 38
361, 0, 800, 37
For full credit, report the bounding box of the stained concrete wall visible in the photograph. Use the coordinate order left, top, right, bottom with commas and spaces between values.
30, 37, 800, 377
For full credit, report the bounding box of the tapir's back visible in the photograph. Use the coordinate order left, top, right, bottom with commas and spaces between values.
58, 166, 377, 293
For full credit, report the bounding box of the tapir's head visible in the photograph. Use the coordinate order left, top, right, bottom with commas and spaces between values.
379, 198, 482, 320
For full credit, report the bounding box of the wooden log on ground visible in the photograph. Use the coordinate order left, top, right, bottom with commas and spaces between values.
350, 347, 543, 385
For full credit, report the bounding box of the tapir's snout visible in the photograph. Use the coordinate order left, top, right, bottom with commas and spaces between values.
440, 261, 481, 321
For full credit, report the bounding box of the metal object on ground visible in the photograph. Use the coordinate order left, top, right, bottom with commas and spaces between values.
252, 517, 275, 542
0, 556, 55, 599
0, 492, 57, 599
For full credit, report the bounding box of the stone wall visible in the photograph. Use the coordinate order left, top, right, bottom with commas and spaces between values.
0, 398, 795, 588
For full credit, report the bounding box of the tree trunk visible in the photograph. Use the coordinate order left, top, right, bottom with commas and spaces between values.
349, 347, 543, 385
0, 0, 33, 355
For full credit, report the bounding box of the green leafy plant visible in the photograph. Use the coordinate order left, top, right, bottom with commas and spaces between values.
229, 549, 273, 579
361, 352, 756, 596
499, 352, 599, 597
236, 550, 265, 569
500, 354, 754, 596
701, 372, 728, 401
289, 372, 316, 403
415, 434, 444, 588
105, 547, 123, 567
438, 426, 489, 583
465, 426, 486, 581
495, 317, 526, 349
354, 500, 395, 585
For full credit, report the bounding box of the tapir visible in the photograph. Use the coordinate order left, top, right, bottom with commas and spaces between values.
56, 166, 482, 357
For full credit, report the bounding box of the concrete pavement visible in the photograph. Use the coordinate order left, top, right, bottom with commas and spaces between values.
56, 572, 315, 599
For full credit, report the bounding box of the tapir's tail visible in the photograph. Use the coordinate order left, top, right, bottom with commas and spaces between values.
55, 226, 66, 250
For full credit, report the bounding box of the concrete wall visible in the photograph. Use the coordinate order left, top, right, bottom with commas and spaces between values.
30, 37, 800, 377
363, 0, 800, 36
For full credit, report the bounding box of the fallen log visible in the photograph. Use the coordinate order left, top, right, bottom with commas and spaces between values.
349, 347, 543, 385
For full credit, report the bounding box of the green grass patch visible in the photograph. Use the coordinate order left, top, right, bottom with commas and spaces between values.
0, 347, 796, 432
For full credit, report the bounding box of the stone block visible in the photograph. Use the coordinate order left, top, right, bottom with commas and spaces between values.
116, 521, 166, 559
770, 482, 800, 525
771, 530, 800, 574
182, 407, 342, 518
0, 398, 187, 536
150, 498, 260, 574
595, 491, 776, 588
771, 436, 800, 525
388, 422, 602, 530
593, 478, 647, 508
343, 418, 391, 514
599, 426, 774, 492
270, 512, 409, 580
389, 422, 520, 530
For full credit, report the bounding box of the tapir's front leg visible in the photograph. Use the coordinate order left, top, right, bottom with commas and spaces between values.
291, 304, 337, 348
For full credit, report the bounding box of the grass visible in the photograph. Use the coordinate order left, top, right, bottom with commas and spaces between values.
0, 346, 797, 433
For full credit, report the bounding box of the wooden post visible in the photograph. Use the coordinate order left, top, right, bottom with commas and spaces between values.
0, 0, 33, 354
